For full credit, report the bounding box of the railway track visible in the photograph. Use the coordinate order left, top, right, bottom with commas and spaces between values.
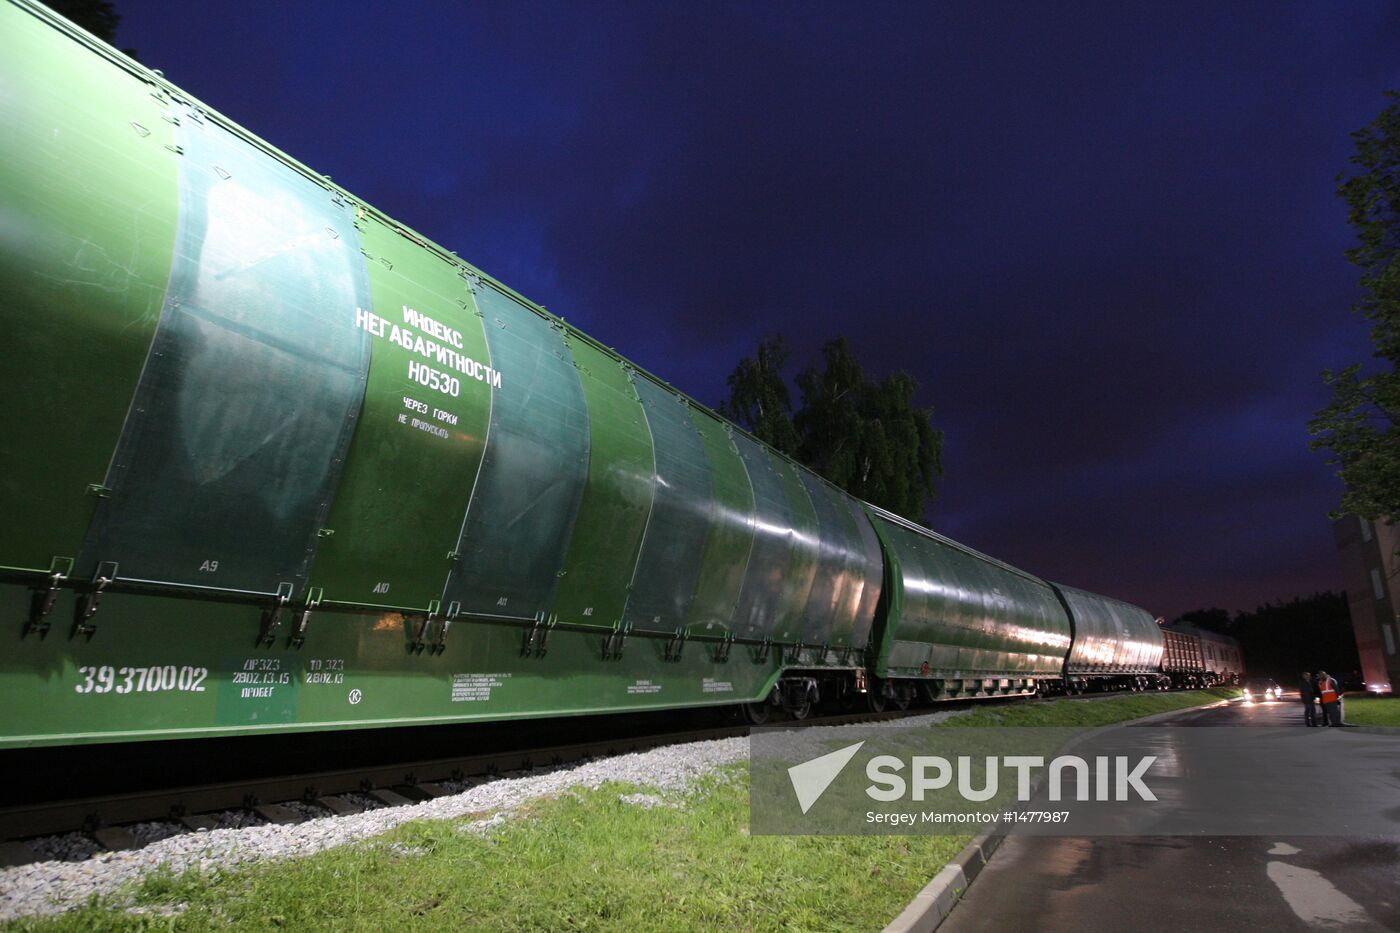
0, 706, 925, 860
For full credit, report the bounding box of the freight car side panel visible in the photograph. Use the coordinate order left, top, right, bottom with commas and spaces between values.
622, 379, 716, 634
1056, 583, 1164, 675
684, 412, 757, 637
308, 217, 492, 610
0, 3, 177, 573
551, 343, 655, 629
869, 512, 1072, 679
77, 103, 370, 596
0, 584, 786, 747
729, 436, 799, 641
769, 459, 822, 644
797, 473, 873, 650
844, 497, 885, 649
442, 284, 589, 620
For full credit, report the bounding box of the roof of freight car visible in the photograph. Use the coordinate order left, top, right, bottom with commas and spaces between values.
862, 502, 1051, 588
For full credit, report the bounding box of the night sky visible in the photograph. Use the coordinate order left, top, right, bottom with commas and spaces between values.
111, 1, 1400, 619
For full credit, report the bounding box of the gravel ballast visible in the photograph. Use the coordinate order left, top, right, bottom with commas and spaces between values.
0, 710, 961, 920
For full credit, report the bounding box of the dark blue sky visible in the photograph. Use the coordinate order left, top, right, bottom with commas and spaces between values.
115, 1, 1400, 618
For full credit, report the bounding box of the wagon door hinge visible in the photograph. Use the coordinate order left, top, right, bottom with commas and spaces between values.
430, 601, 459, 656
257, 582, 295, 648
713, 634, 735, 663
521, 613, 555, 658
288, 588, 324, 649
602, 620, 630, 660
755, 639, 773, 663
70, 562, 117, 641
664, 628, 688, 663
24, 557, 73, 639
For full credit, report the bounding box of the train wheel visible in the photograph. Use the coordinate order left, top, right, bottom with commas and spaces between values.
866, 683, 888, 713
892, 683, 913, 711
743, 701, 771, 725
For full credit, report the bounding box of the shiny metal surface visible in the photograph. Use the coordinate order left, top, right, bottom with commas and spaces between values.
1057, 583, 1164, 674
444, 284, 590, 619
622, 378, 716, 633
869, 508, 1072, 679
79, 105, 370, 596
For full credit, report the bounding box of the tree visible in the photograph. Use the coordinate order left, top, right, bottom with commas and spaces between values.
1171, 606, 1233, 635
795, 338, 943, 520
720, 335, 944, 523
717, 334, 799, 455
1310, 92, 1400, 519
48, 0, 120, 43
1231, 593, 1359, 681
1173, 595, 1359, 681
47, 0, 139, 59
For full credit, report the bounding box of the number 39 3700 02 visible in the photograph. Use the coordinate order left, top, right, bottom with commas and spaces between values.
74, 665, 208, 695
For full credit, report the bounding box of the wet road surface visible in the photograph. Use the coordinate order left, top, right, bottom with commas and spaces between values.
940, 696, 1400, 932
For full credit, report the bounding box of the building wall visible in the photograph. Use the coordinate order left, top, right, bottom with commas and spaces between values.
1332, 517, 1399, 692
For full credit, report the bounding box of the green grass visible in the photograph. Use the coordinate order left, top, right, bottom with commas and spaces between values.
947, 687, 1240, 729
9, 774, 966, 933
1340, 696, 1400, 726
7, 689, 1235, 933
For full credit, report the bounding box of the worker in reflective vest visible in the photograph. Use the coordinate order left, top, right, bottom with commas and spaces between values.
1317, 671, 1342, 726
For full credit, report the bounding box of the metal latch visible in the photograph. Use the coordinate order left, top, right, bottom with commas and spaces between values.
664, 628, 688, 663
288, 588, 323, 648
24, 556, 73, 639
602, 620, 631, 660
257, 582, 295, 648
71, 561, 117, 641
521, 612, 556, 658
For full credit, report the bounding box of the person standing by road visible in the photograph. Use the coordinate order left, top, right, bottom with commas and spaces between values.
1299, 671, 1318, 727
1317, 670, 1343, 727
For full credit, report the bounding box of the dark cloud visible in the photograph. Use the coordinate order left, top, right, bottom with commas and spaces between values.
117, 0, 1400, 617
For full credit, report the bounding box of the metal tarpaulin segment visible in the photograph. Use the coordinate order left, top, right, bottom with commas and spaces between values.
1056, 583, 1161, 674
877, 515, 1071, 677
0, 3, 178, 572
551, 341, 656, 629
1092, 588, 1164, 671
795, 472, 860, 648
622, 379, 715, 634
768, 457, 820, 643
307, 216, 492, 610
79, 105, 370, 595
684, 412, 757, 636
729, 436, 797, 642
445, 285, 589, 619
843, 500, 885, 649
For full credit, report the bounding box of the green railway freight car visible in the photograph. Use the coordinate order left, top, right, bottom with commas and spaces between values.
0, 0, 898, 747
1054, 583, 1166, 692
864, 506, 1074, 703
0, 0, 1165, 749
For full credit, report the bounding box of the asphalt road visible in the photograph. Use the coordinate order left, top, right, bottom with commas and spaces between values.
940, 696, 1400, 932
